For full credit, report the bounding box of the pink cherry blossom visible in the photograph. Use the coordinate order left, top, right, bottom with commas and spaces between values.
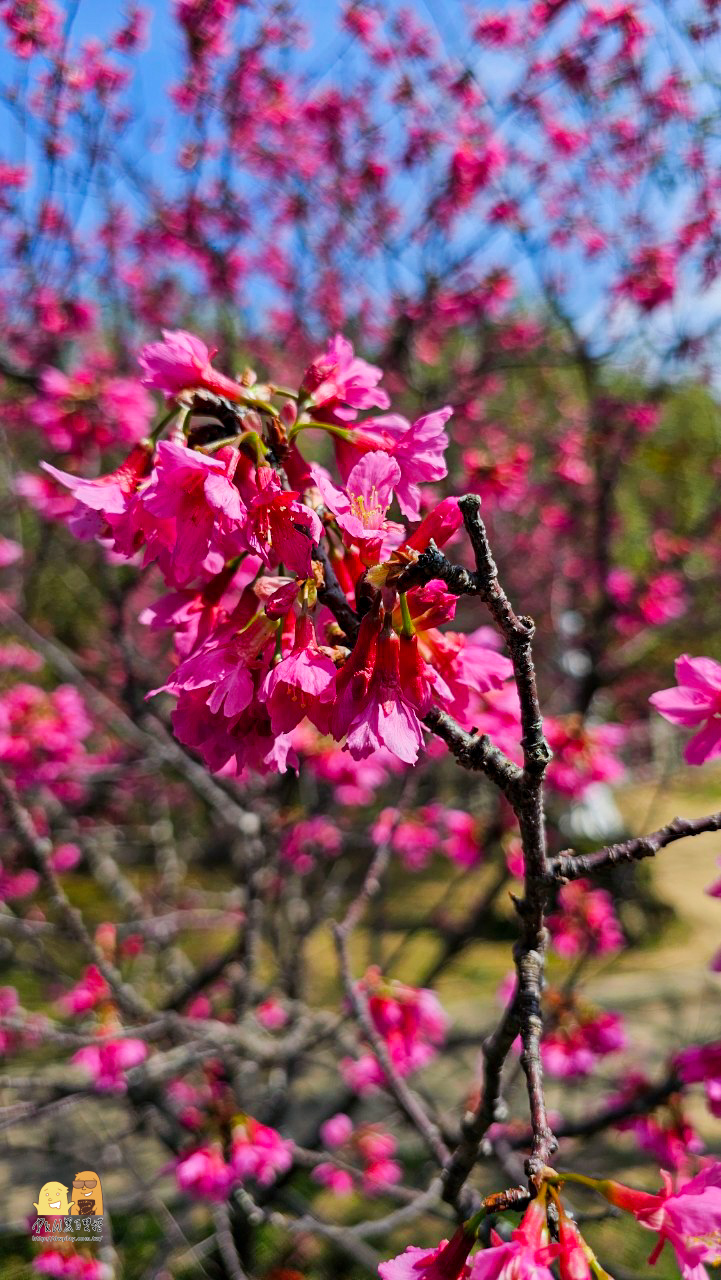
240, 464, 322, 577
403, 579, 458, 630
0, 860, 39, 903
0, 683, 97, 800
140, 440, 246, 584
363, 1153, 403, 1194
469, 1196, 559, 1280
340, 1051, 386, 1094
379, 1226, 475, 1280
601, 1164, 721, 1277
313, 451, 404, 563
0, 535, 22, 567
31, 362, 154, 453
261, 612, 336, 733
256, 998, 289, 1031
372, 807, 439, 871
339, 407, 452, 519
231, 1116, 293, 1186
547, 880, 623, 956
41, 442, 153, 541
50, 842, 81, 873
676, 1042, 721, 1120
616, 245, 677, 311
321, 1112, 353, 1148
281, 815, 342, 873
0, 643, 42, 672
311, 1161, 354, 1194
332, 604, 383, 740
59, 965, 109, 1015
421, 627, 513, 729
138, 328, 245, 399
176, 1144, 234, 1200
349, 967, 448, 1084
617, 1108, 704, 1174
542, 1005, 625, 1078
650, 655, 721, 765
345, 621, 425, 765
32, 1252, 106, 1279
557, 1214, 600, 1280
405, 496, 463, 550
151, 590, 272, 709
71, 1036, 148, 1092
2, 0, 62, 59
301, 333, 390, 419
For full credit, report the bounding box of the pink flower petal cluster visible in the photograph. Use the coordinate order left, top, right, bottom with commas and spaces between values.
329, 606, 425, 765
676, 1042, 721, 1120
336, 406, 453, 519
262, 612, 336, 734
650, 655, 721, 765
231, 1115, 294, 1186
313, 451, 405, 564
616, 244, 677, 311
176, 1144, 235, 1201
342, 967, 448, 1091
71, 1036, 148, 1092
601, 1163, 721, 1278
311, 1162, 355, 1196
256, 997, 289, 1031
547, 879, 623, 956
36, 333, 514, 779
320, 1112, 354, 1148
32, 1252, 107, 1279
470, 1197, 559, 1280
300, 333, 390, 419
545, 719, 626, 798
0, 865, 39, 903
619, 1108, 704, 1174
41, 442, 153, 543
139, 328, 245, 400
280, 813, 342, 874
357, 1126, 403, 1194
30, 362, 154, 453
0, 682, 100, 801
542, 1004, 626, 1078
379, 1225, 475, 1280
59, 964, 109, 1015
371, 804, 480, 872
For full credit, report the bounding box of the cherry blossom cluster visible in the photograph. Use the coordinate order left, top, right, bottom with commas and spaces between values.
39, 329, 515, 777
381, 1164, 721, 1280
341, 967, 448, 1093
314, 1116, 402, 1196
175, 1116, 293, 1201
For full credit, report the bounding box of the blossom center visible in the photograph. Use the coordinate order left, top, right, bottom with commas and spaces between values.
350, 486, 384, 527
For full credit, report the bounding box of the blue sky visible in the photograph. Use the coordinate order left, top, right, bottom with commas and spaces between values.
1, 1, 720, 374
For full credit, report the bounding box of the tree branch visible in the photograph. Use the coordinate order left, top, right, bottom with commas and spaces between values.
548, 811, 721, 882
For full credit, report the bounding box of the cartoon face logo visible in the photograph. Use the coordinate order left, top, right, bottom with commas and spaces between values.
70, 1170, 103, 1216
34, 1182, 73, 1216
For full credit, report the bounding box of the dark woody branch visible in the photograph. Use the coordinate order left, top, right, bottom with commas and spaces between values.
434, 495, 556, 1206
399, 496, 551, 784
547, 810, 721, 882
441, 990, 522, 1215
